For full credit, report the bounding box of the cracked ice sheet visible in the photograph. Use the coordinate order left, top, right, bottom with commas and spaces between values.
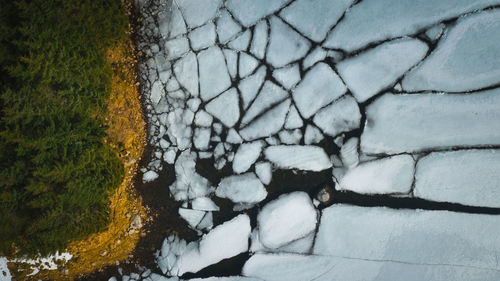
402, 9, 500, 92
360, 89, 500, 155
264, 145, 332, 171
323, 0, 500, 52
414, 149, 500, 208
314, 205, 500, 272
336, 38, 428, 103
242, 253, 500, 281
338, 154, 415, 195
226, 0, 292, 27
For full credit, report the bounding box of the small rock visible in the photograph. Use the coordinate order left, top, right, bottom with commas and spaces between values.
100, 250, 108, 256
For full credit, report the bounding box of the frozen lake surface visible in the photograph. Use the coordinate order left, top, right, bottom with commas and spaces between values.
106, 0, 500, 280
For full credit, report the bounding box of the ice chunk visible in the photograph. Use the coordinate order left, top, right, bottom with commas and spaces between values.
239, 66, 267, 109
216, 173, 267, 204
166, 108, 192, 150
187, 98, 201, 112
402, 10, 500, 92
264, 145, 332, 171
205, 88, 240, 128
425, 23, 445, 41
278, 129, 302, 145
143, 170, 159, 183
226, 0, 292, 27
312, 95, 361, 137
242, 81, 288, 126
304, 125, 324, 145
173, 52, 199, 97
280, 0, 354, 42
179, 208, 205, 228
165, 36, 189, 59
284, 105, 303, 129
340, 137, 359, 168
196, 212, 214, 231
255, 162, 272, 185
194, 110, 213, 127
302, 47, 327, 70
188, 22, 216, 51
164, 4, 186, 39
314, 205, 500, 271
228, 29, 251, 51
176, 214, 251, 275
277, 232, 314, 254
240, 99, 291, 141
169, 151, 214, 201
191, 197, 220, 211
292, 63, 347, 118
150, 81, 165, 104
198, 46, 232, 101
194, 128, 211, 150
216, 9, 242, 43
323, 0, 500, 52
250, 21, 268, 59
258, 192, 317, 249
222, 49, 238, 79
232, 141, 265, 173
176, 0, 221, 28
272, 64, 301, 90
226, 128, 243, 144
266, 16, 311, 68
189, 277, 261, 281
339, 154, 415, 194
238, 53, 259, 78
337, 38, 428, 103
360, 90, 500, 154
415, 149, 500, 208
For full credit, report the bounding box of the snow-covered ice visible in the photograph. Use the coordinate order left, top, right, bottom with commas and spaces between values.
312, 95, 361, 137
216, 9, 242, 44
266, 16, 311, 68
216, 173, 267, 204
402, 9, 500, 92
283, 105, 303, 130
360, 90, 500, 154
193, 128, 211, 150
176, 0, 221, 29
189, 22, 216, 51
194, 110, 213, 127
272, 64, 301, 90
238, 52, 259, 78
226, 0, 292, 27
280, 0, 354, 42
239, 99, 291, 141
250, 21, 268, 60
169, 151, 214, 201
338, 154, 415, 194
198, 46, 232, 101
173, 52, 199, 97
265, 145, 331, 171
175, 214, 251, 275
222, 49, 238, 79
165, 36, 189, 60
232, 141, 265, 173
228, 30, 251, 52
323, 0, 500, 52
302, 47, 327, 70
314, 205, 500, 271
257, 192, 317, 249
292, 63, 347, 119
241, 81, 288, 126
278, 129, 302, 145
205, 88, 240, 128
414, 149, 500, 208
239, 66, 266, 109
336, 38, 428, 103
255, 162, 272, 185
226, 128, 243, 144
304, 125, 324, 145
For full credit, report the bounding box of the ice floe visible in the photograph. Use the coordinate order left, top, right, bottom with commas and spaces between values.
205, 88, 240, 128
226, 0, 292, 27
232, 141, 265, 173
198, 46, 232, 101
216, 173, 267, 204
312, 95, 361, 137
264, 145, 331, 171
239, 99, 291, 141
415, 149, 500, 207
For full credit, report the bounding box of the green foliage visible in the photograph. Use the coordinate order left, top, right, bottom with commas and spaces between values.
0, 0, 127, 256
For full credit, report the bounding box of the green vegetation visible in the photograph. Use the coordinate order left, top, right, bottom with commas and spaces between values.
0, 0, 128, 256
